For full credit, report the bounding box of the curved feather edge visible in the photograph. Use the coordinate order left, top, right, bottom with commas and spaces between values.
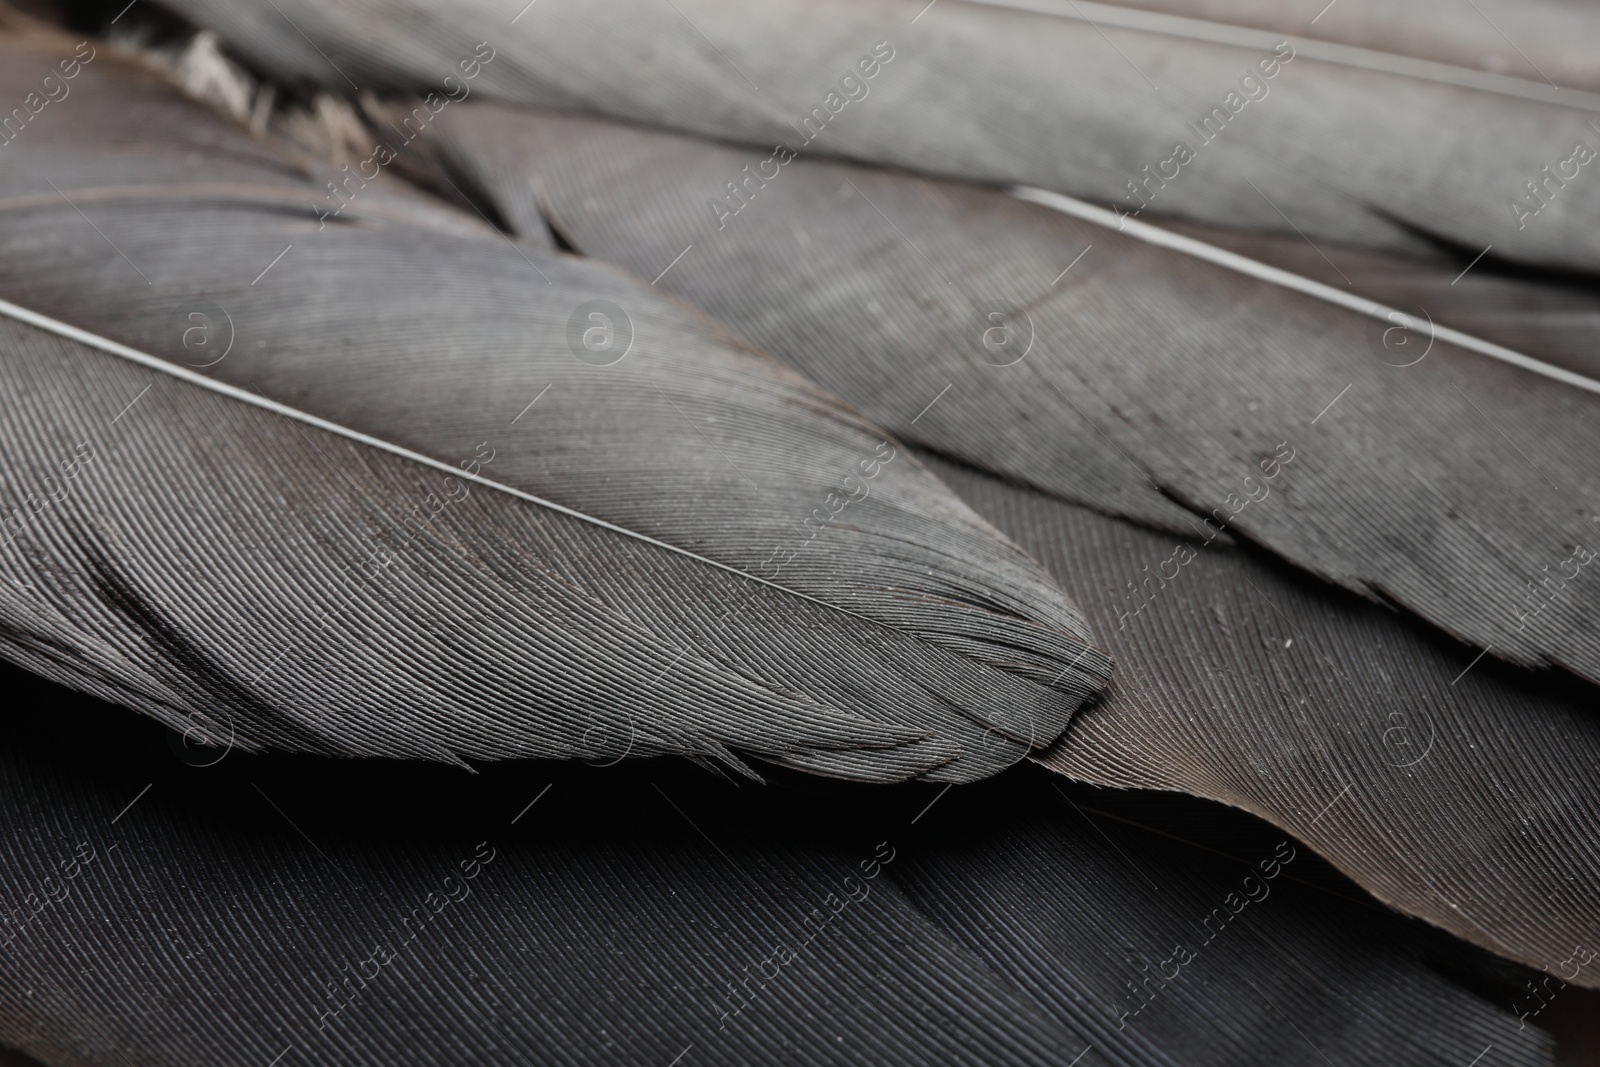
909, 454, 1600, 987
415, 105, 1600, 690
0, 33, 1111, 782
0, 299, 1090, 781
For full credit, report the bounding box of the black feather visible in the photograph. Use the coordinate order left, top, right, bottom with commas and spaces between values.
0, 664, 1555, 1066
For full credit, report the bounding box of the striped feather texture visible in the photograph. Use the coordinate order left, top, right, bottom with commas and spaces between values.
1100, 0, 1600, 92
920, 452, 1600, 989
0, 11, 1594, 1061
894, 770, 1557, 1067
155, 0, 1600, 269
0, 34, 1108, 781
0, 666, 1556, 1067
414, 105, 1600, 690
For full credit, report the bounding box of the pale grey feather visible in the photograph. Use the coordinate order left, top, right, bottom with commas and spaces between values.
0, 33, 1109, 781
155, 0, 1600, 270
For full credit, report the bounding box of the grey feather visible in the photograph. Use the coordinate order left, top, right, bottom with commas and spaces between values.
1089, 0, 1600, 92
1158, 215, 1600, 383
396, 101, 1600, 976
411, 105, 1600, 690
155, 0, 1600, 269
925, 450, 1600, 990
0, 34, 1109, 780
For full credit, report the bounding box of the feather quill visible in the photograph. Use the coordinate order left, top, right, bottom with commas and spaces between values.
155, 0, 1600, 269
0, 34, 1108, 780
1157, 215, 1600, 383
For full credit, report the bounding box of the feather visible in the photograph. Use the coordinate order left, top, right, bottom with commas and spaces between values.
0, 669, 1090, 1067
0, 662, 1555, 1066
154, 0, 1600, 270
1082, 0, 1600, 92
0, 34, 1109, 780
409, 105, 1600, 689
896, 770, 1556, 1067
427, 105, 1198, 536
400, 101, 1600, 970
918, 450, 1600, 988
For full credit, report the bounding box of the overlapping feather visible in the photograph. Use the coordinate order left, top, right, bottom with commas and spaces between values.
392, 102, 1600, 980
923, 452, 1600, 988
0, 665, 1556, 1066
157, 0, 1600, 269
413, 105, 1600, 690
0, 32, 1108, 781
2, 8, 1596, 1057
